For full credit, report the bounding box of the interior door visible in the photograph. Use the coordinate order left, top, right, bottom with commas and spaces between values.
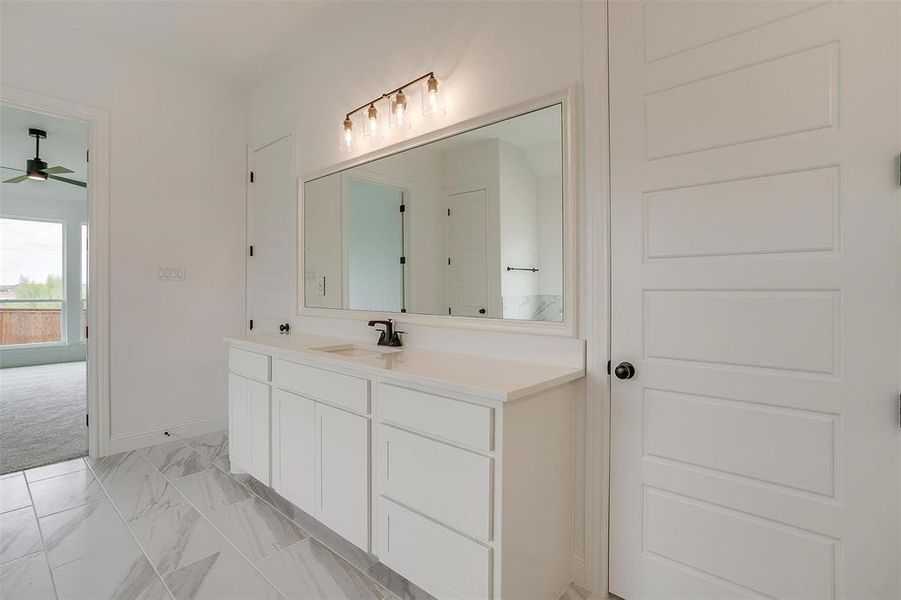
248, 134, 295, 333
609, 2, 899, 599
446, 189, 489, 317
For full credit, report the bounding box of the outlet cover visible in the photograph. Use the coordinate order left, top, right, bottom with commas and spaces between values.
157, 266, 186, 281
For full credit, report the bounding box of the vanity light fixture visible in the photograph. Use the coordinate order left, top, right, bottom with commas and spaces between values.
339, 71, 444, 152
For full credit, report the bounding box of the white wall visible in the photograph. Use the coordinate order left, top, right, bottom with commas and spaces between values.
248, 0, 605, 586
1, 12, 247, 443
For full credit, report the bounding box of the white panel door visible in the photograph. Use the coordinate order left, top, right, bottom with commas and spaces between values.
446, 189, 490, 317
228, 373, 250, 472
248, 134, 295, 333
248, 378, 270, 486
273, 389, 315, 513
609, 2, 899, 599
315, 403, 369, 550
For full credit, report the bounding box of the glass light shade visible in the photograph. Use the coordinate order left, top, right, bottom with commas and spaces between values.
421, 75, 446, 118
362, 100, 386, 141
338, 115, 358, 152
389, 90, 411, 130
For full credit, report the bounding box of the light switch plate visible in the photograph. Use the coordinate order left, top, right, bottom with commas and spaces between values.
157, 266, 186, 281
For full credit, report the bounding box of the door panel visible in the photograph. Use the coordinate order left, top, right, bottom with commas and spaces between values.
248, 379, 270, 485
609, 2, 899, 598
274, 389, 315, 513
228, 373, 250, 472
315, 403, 369, 550
248, 135, 295, 333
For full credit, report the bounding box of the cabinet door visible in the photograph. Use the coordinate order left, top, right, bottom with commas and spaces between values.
248, 378, 271, 485
274, 389, 315, 513
228, 373, 251, 473
315, 403, 369, 550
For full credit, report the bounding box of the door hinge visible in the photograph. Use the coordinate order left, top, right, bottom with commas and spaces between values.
85, 326, 88, 339
898, 394, 901, 427
85, 414, 89, 427
399, 204, 406, 213
249, 245, 254, 257
86, 149, 90, 163
249, 319, 254, 331
249, 171, 254, 183
448, 307, 452, 315
607, 360, 611, 375
447, 208, 451, 216
447, 257, 451, 266
400, 256, 406, 265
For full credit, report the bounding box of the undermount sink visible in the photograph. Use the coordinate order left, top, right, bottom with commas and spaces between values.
311, 343, 402, 358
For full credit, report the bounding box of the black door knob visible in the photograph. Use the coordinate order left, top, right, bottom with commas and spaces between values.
479, 308, 486, 314
614, 361, 635, 380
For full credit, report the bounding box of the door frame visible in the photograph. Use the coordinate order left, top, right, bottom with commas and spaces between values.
1, 84, 113, 458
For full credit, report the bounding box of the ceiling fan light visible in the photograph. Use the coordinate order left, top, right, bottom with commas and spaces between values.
26, 170, 47, 181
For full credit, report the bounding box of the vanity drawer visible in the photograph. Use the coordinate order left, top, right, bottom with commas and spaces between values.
228, 347, 270, 382
377, 383, 493, 451
377, 498, 491, 600
272, 359, 369, 414
378, 424, 492, 541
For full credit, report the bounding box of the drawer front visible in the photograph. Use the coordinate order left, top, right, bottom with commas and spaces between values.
378, 498, 491, 600
272, 359, 369, 414
379, 424, 492, 541
378, 383, 493, 451
228, 347, 270, 382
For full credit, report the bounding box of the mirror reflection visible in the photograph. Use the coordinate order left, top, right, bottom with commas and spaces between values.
304, 103, 563, 322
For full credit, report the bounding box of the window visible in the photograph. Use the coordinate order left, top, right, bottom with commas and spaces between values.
0, 218, 64, 346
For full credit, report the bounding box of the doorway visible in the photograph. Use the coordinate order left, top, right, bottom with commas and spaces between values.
0, 106, 89, 472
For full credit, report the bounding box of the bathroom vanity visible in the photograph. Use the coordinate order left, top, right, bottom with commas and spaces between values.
225, 332, 583, 600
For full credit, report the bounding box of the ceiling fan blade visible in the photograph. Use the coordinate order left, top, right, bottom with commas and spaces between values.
1, 165, 25, 172
45, 166, 75, 174
47, 174, 87, 188
3, 174, 29, 184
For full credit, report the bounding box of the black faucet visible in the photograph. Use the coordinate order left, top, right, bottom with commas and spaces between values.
368, 319, 403, 347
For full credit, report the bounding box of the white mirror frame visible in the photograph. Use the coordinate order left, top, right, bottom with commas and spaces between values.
298, 86, 579, 337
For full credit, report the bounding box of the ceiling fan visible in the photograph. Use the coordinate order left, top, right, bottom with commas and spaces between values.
2, 128, 86, 188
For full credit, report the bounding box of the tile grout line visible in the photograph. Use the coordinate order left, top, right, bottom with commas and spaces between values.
136, 440, 298, 598
205, 462, 396, 599
23, 470, 61, 600
85, 453, 179, 599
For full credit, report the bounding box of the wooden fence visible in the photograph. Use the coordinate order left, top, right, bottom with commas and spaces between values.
0, 309, 61, 345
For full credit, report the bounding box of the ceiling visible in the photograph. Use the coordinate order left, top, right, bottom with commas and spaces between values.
0, 1, 335, 84
1, 105, 89, 202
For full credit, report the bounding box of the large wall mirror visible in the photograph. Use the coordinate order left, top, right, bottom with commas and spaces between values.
303, 100, 569, 325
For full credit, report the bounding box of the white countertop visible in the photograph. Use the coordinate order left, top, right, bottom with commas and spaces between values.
224, 333, 584, 402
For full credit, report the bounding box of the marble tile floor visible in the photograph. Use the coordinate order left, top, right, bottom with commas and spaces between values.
1, 431, 585, 600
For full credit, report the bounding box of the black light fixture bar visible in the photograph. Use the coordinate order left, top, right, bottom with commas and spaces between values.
345, 71, 436, 120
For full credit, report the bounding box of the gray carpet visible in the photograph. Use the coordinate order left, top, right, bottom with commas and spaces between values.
0, 361, 87, 474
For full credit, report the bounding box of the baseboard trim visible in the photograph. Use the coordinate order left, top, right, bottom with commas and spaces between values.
107, 414, 228, 454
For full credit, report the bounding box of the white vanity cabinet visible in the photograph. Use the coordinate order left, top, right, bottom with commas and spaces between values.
228, 348, 271, 485
225, 335, 582, 600
269, 357, 371, 550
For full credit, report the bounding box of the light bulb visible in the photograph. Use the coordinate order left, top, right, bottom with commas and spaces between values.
341, 117, 354, 152
421, 74, 446, 118
368, 104, 378, 135
390, 90, 410, 130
